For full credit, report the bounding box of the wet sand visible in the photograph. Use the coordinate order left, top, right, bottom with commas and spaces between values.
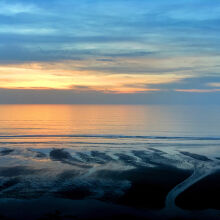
0, 165, 192, 220
96, 165, 191, 209
176, 170, 220, 210
0, 146, 220, 219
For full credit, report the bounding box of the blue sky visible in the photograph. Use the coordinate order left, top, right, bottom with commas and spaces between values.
0, 0, 220, 104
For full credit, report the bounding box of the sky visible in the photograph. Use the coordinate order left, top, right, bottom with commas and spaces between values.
0, 0, 220, 104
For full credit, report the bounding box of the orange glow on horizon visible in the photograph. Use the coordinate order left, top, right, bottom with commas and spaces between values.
0, 61, 186, 94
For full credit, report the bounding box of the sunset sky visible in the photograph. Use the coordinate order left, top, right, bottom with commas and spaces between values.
0, 0, 220, 104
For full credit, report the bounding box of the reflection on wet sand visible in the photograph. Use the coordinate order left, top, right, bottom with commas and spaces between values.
0, 145, 219, 219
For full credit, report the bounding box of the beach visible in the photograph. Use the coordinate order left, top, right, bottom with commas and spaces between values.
0, 105, 220, 219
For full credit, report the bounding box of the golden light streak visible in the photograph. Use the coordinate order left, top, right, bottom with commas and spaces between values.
0, 61, 187, 93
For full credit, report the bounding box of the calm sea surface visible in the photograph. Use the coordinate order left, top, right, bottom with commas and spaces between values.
0, 105, 220, 154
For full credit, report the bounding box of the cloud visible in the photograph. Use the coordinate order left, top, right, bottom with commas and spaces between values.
208, 82, 220, 88
0, 0, 220, 65
0, 0, 220, 103
176, 89, 220, 93
148, 76, 220, 92
0, 1, 40, 16
0, 88, 220, 105
69, 84, 160, 94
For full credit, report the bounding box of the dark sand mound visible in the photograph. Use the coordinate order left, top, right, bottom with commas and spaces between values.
0, 149, 14, 156
115, 153, 138, 166
90, 151, 114, 162
76, 152, 105, 164
0, 178, 20, 192
49, 149, 90, 168
50, 149, 73, 161
176, 170, 220, 210
55, 185, 92, 200
0, 166, 41, 177
96, 165, 191, 209
180, 152, 212, 162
